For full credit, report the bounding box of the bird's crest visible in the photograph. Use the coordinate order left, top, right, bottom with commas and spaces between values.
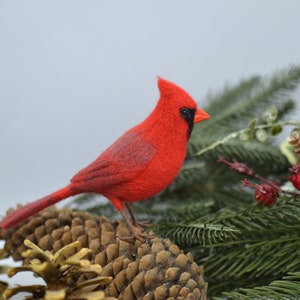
157, 77, 197, 108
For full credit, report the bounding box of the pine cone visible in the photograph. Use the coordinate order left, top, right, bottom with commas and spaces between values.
288, 129, 300, 157
1, 206, 207, 300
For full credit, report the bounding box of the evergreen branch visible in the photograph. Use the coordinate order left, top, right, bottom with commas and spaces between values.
170, 160, 207, 190
206, 197, 300, 235
277, 99, 296, 119
219, 272, 300, 300
190, 65, 300, 152
203, 237, 300, 280
156, 222, 240, 246
218, 66, 300, 123
194, 198, 300, 292
195, 121, 300, 157
204, 76, 262, 115
175, 140, 288, 195
203, 139, 289, 171
153, 200, 216, 223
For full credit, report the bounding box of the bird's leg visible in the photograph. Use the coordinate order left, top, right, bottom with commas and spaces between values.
119, 209, 155, 243
125, 203, 153, 228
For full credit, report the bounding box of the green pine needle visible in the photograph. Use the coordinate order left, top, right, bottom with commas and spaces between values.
219, 272, 300, 300
156, 222, 240, 246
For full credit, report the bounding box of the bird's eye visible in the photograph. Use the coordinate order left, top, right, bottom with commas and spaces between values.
180, 107, 192, 119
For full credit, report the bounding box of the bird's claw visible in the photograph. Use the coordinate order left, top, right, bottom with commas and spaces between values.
133, 220, 153, 229
119, 225, 156, 243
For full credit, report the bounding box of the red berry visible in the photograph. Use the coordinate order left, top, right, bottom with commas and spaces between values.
255, 182, 279, 206
289, 164, 300, 190
243, 179, 279, 206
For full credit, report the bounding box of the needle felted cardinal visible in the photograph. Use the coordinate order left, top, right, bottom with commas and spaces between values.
1, 78, 209, 242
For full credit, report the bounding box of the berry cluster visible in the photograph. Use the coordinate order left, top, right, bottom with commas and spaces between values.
218, 156, 300, 206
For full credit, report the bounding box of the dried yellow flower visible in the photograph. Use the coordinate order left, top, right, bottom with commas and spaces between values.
5, 240, 113, 300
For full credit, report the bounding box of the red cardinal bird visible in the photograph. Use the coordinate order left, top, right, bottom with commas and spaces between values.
1, 77, 209, 241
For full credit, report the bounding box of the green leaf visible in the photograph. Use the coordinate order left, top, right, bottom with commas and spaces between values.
270, 124, 283, 135
255, 128, 268, 142
263, 105, 279, 124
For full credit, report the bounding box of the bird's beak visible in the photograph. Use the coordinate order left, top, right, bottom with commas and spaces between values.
194, 108, 210, 124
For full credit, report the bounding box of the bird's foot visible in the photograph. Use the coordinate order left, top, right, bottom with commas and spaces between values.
119, 207, 156, 243
125, 203, 153, 229
120, 230, 156, 243
119, 224, 156, 243
133, 220, 153, 229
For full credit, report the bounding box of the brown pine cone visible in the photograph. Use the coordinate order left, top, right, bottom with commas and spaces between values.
1, 206, 207, 300
288, 129, 300, 157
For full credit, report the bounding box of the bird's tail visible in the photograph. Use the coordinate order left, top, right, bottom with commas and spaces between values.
1, 185, 73, 230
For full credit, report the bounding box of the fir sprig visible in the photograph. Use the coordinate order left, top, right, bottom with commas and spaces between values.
196, 120, 300, 157
218, 272, 300, 300
156, 222, 240, 246
191, 65, 300, 143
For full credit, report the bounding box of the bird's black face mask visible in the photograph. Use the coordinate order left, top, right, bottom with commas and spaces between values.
179, 107, 196, 137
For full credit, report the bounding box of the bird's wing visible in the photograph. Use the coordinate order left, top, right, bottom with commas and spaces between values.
70, 131, 156, 192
